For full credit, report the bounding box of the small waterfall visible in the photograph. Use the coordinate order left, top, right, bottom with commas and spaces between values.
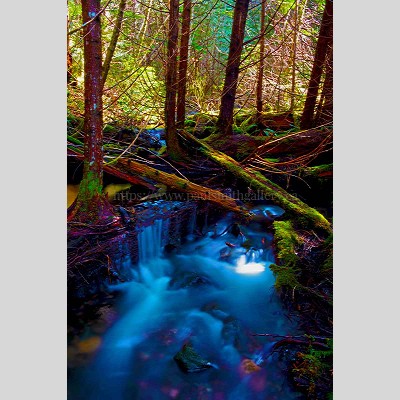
138, 219, 165, 264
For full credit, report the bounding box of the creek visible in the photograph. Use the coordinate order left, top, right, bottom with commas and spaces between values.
68, 204, 304, 400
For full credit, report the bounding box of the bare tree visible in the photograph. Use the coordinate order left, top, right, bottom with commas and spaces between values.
300, 0, 333, 129
165, 0, 182, 159
217, 0, 251, 135
256, 0, 266, 126
176, 0, 192, 129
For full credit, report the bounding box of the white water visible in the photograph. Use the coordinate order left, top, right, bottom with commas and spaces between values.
68, 206, 303, 400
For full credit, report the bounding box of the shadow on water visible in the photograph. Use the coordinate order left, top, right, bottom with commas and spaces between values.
68, 205, 304, 400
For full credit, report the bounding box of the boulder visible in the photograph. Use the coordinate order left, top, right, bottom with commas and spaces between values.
173, 343, 213, 373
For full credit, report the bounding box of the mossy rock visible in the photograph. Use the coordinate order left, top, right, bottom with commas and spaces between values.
174, 343, 213, 373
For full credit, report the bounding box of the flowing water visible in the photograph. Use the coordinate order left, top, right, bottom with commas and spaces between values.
68, 205, 303, 400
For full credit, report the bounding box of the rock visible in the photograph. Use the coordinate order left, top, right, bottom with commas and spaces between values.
76, 336, 102, 354
240, 358, 262, 375
229, 223, 242, 237
168, 271, 217, 290
164, 243, 177, 254
221, 316, 242, 348
202, 303, 230, 321
173, 343, 213, 373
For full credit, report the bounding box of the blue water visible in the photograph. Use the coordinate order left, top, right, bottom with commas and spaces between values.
68, 205, 303, 400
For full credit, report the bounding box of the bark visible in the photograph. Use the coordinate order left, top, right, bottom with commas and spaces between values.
178, 130, 332, 234
256, 0, 266, 126
315, 44, 333, 126
69, 0, 114, 223
300, 0, 333, 129
176, 0, 192, 129
217, 0, 251, 135
102, 0, 127, 88
165, 0, 182, 159
289, 0, 298, 113
67, 13, 77, 87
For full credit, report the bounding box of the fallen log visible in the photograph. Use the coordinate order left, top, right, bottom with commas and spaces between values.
67, 146, 244, 215
178, 130, 332, 234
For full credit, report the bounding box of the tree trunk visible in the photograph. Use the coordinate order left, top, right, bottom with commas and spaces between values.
67, 13, 77, 88
102, 0, 127, 88
217, 0, 251, 135
315, 44, 333, 126
300, 0, 333, 129
176, 0, 192, 129
69, 0, 114, 223
165, 0, 182, 159
256, 0, 266, 126
289, 0, 298, 113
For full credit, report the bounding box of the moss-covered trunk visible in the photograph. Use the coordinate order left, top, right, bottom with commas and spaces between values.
68, 0, 114, 223
179, 130, 332, 234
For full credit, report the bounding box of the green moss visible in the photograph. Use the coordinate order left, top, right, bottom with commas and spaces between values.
232, 126, 243, 135
203, 126, 217, 135
269, 263, 300, 290
67, 114, 84, 131
184, 119, 196, 127
263, 157, 280, 163
67, 135, 84, 146
302, 164, 332, 177
269, 221, 303, 291
245, 124, 258, 135
273, 221, 302, 267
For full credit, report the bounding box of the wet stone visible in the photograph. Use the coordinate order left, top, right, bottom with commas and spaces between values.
173, 343, 213, 373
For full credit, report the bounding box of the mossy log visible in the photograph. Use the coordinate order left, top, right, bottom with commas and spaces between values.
67, 147, 244, 215
117, 158, 243, 214
178, 130, 332, 234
